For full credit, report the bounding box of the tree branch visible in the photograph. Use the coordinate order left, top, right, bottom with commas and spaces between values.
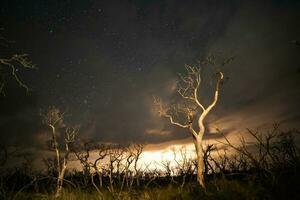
205, 71, 224, 113
0, 54, 35, 95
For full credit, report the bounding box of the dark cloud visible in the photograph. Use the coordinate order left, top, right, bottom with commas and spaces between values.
206, 0, 300, 135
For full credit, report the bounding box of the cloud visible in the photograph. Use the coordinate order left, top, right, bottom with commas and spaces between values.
145, 128, 172, 136
205, 0, 300, 128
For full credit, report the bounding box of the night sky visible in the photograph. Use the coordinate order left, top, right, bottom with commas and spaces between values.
0, 0, 300, 152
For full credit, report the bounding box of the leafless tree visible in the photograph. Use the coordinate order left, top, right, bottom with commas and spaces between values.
160, 159, 177, 184
106, 146, 124, 193
120, 146, 134, 191
143, 164, 160, 188
218, 123, 300, 172
41, 106, 78, 198
73, 141, 93, 188
171, 147, 195, 188
154, 56, 229, 188
130, 143, 144, 187
203, 144, 216, 175
0, 32, 35, 95
73, 141, 110, 196
91, 144, 109, 194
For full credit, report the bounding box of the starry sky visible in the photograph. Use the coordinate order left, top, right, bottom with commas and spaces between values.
0, 0, 300, 152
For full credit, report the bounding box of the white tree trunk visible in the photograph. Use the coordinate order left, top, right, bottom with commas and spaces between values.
195, 138, 205, 188
54, 159, 67, 198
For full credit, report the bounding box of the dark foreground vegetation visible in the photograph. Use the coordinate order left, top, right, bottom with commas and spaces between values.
0, 124, 299, 200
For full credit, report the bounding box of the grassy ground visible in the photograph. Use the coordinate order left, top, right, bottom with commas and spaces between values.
5, 177, 293, 200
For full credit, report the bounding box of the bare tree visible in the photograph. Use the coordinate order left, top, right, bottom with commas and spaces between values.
120, 147, 134, 191
218, 123, 300, 172
203, 144, 216, 175
92, 144, 109, 193
73, 141, 93, 188
129, 143, 144, 187
160, 159, 177, 184
143, 164, 160, 188
41, 106, 78, 198
154, 57, 228, 188
171, 147, 195, 187
0, 32, 35, 95
106, 146, 124, 193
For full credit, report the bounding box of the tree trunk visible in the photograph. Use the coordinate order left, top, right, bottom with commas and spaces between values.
54, 173, 64, 198
195, 140, 205, 188
97, 171, 103, 188
54, 161, 66, 198
91, 173, 102, 195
